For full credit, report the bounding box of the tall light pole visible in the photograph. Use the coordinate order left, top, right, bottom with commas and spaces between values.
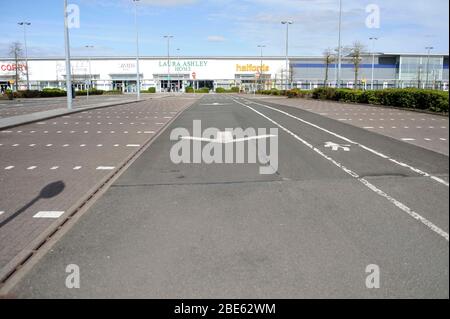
85, 45, 94, 100
281, 21, 293, 90
425, 46, 434, 89
336, 0, 343, 88
257, 45, 266, 91
18, 22, 31, 90
176, 48, 181, 93
133, 0, 141, 100
369, 37, 378, 90
164, 35, 174, 92
64, 0, 73, 110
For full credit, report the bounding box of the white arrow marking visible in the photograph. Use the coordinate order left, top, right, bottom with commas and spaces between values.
325, 141, 351, 152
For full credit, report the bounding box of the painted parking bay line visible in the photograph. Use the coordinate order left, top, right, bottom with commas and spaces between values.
96, 166, 116, 170
241, 98, 449, 187
33, 211, 65, 219
233, 98, 449, 242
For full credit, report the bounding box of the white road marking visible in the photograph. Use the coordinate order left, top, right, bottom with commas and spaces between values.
33, 211, 65, 219
96, 166, 115, 170
27, 166, 37, 170
50, 166, 59, 170
73, 166, 82, 170
126, 144, 141, 147
402, 138, 416, 141
233, 98, 449, 241
0, 211, 4, 216
242, 98, 449, 187
4, 166, 14, 170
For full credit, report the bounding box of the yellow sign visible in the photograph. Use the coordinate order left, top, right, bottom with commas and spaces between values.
236, 64, 269, 73
9, 80, 14, 84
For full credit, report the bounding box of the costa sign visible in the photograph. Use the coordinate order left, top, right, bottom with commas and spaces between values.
0, 64, 28, 72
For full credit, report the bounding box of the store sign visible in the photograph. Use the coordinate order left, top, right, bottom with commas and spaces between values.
0, 64, 27, 72
118, 63, 136, 72
159, 60, 208, 72
236, 64, 269, 73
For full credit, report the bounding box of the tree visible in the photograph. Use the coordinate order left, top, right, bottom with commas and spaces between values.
349, 41, 365, 89
323, 48, 335, 86
9, 42, 25, 92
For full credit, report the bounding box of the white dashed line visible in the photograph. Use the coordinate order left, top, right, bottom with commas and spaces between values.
4, 166, 14, 170
33, 211, 65, 219
96, 166, 115, 170
401, 138, 416, 141
27, 166, 37, 170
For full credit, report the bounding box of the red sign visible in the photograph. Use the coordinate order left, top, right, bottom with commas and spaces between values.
0, 64, 27, 72
192, 72, 197, 80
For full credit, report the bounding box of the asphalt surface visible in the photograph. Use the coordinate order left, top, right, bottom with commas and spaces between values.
0, 96, 199, 281
0, 94, 165, 120
6, 95, 450, 298
259, 96, 449, 156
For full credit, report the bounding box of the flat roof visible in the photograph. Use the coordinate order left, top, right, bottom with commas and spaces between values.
0, 53, 448, 61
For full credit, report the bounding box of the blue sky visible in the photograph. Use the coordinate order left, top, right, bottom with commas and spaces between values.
0, 0, 448, 58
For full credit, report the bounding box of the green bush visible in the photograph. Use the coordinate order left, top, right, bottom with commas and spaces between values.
310, 88, 449, 113
76, 89, 104, 96
216, 87, 227, 93
103, 90, 123, 95
41, 88, 67, 97
186, 87, 209, 93
230, 87, 240, 93
145, 87, 156, 93
287, 89, 312, 98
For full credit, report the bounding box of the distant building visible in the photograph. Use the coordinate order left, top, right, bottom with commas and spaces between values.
0, 53, 448, 93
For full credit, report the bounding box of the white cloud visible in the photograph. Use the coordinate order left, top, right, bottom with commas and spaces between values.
207, 35, 226, 42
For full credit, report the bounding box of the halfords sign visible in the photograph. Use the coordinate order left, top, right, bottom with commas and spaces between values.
236, 64, 269, 73
1, 64, 28, 72
159, 60, 208, 72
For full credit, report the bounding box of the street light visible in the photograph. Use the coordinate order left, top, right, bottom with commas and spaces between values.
281, 21, 293, 90
257, 45, 266, 91
84, 45, 94, 100
425, 46, 434, 89
369, 37, 378, 90
164, 35, 174, 93
176, 48, 181, 93
64, 0, 73, 110
18, 22, 31, 90
133, 0, 141, 100
336, 0, 343, 88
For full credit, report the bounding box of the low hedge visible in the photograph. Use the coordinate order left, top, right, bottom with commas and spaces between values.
76, 89, 104, 96
185, 87, 210, 93
216, 87, 240, 93
309, 88, 449, 113
40, 88, 67, 97
103, 90, 123, 95
145, 87, 156, 93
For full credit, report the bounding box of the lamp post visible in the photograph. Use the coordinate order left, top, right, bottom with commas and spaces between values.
257, 45, 266, 91
176, 48, 181, 93
281, 21, 293, 90
425, 46, 434, 89
132, 0, 141, 100
336, 0, 343, 88
369, 37, 378, 90
84, 45, 94, 100
18, 22, 31, 90
64, 0, 73, 110
164, 35, 174, 93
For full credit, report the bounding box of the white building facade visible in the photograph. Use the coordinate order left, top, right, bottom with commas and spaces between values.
0, 57, 287, 93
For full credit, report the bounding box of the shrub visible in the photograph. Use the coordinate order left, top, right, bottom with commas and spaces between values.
287, 89, 312, 98
310, 88, 449, 113
230, 87, 240, 93
216, 87, 227, 93
146, 87, 156, 93
41, 88, 67, 97
103, 90, 123, 95
76, 89, 104, 96
13, 90, 41, 98
185, 86, 194, 93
